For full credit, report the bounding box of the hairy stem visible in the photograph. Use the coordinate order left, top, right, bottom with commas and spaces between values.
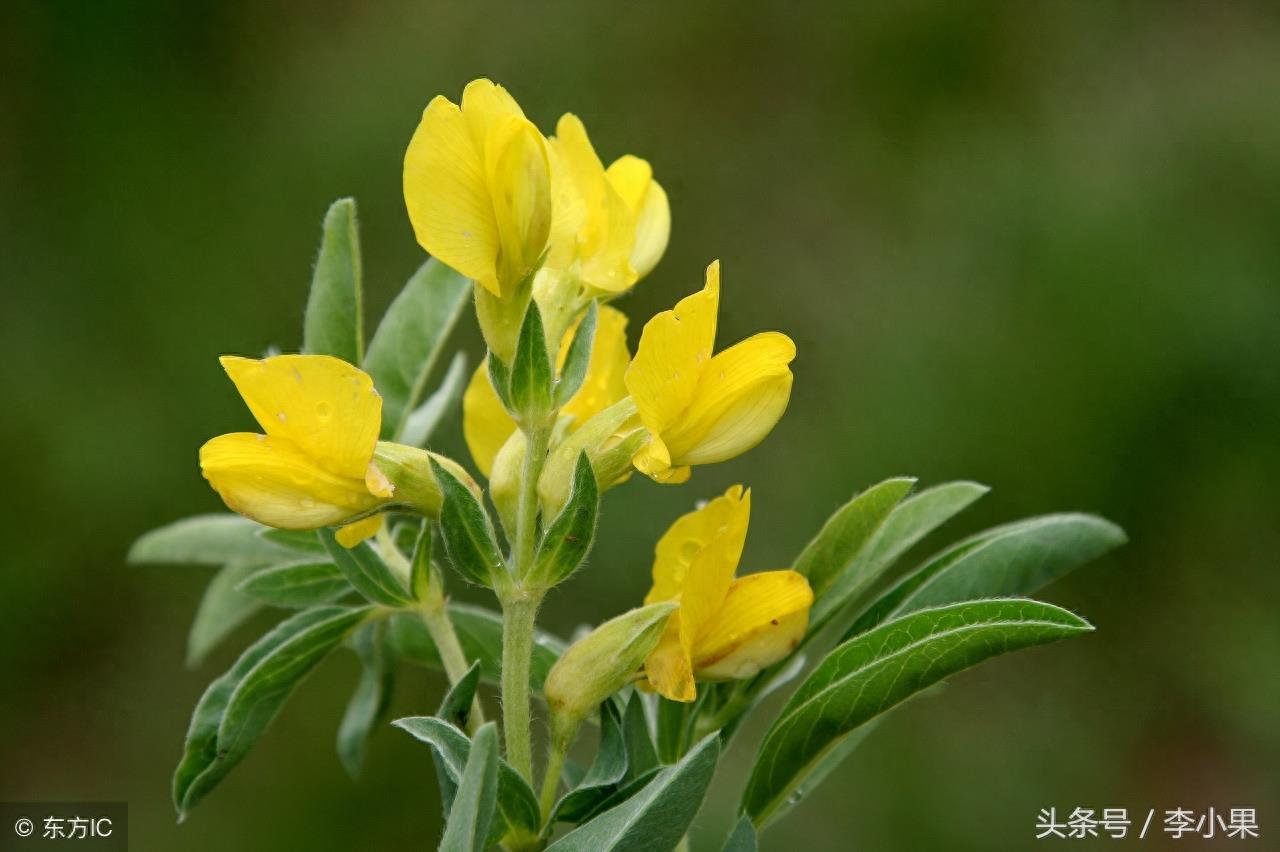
501, 590, 542, 782
513, 423, 551, 575
539, 738, 567, 817
420, 602, 485, 733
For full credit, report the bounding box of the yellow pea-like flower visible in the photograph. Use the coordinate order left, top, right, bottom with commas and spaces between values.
403, 78, 552, 299
625, 261, 795, 484
546, 114, 670, 294
462, 305, 632, 478
642, 486, 813, 702
200, 354, 391, 546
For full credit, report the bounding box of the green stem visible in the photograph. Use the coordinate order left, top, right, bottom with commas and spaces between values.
513, 423, 551, 574
420, 601, 485, 733
501, 590, 542, 782
539, 738, 568, 817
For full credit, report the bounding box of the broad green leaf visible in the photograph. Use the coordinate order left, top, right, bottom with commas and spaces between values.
187, 561, 265, 668
364, 258, 470, 440
509, 300, 553, 422
545, 734, 720, 852
555, 301, 597, 407
530, 453, 598, 589
722, 816, 758, 852
129, 515, 289, 565
385, 606, 563, 692
401, 351, 468, 448
238, 560, 351, 608
432, 460, 506, 588
303, 197, 363, 364
174, 605, 373, 817
257, 528, 326, 555
811, 479, 989, 643
439, 722, 499, 852
549, 700, 628, 825
320, 530, 413, 607
741, 599, 1093, 827
845, 513, 1126, 640
393, 717, 540, 846
337, 622, 394, 778
798, 478, 916, 630
621, 693, 659, 782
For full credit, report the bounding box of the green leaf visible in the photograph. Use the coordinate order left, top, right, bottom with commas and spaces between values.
393, 717, 540, 846
797, 478, 916, 630
337, 622, 394, 778
257, 528, 327, 555
386, 606, 563, 692
509, 300, 553, 423
545, 734, 721, 852
438, 722, 500, 852
549, 700, 628, 825
487, 352, 514, 412
655, 696, 695, 765
432, 459, 506, 588
129, 514, 289, 565
722, 816, 758, 852
530, 453, 598, 589
845, 513, 1127, 639
187, 561, 265, 668
401, 351, 468, 448
741, 599, 1093, 827
174, 605, 374, 817
621, 693, 659, 783
433, 662, 483, 815
320, 530, 413, 606
364, 258, 470, 440
238, 560, 352, 608
810, 479, 989, 640
304, 197, 363, 364
555, 301, 598, 407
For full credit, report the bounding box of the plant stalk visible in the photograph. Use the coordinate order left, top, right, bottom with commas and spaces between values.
501, 590, 542, 783
419, 601, 485, 733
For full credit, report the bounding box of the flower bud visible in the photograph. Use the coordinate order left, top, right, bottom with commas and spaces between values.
538, 397, 639, 516
371, 442, 480, 518
544, 602, 677, 743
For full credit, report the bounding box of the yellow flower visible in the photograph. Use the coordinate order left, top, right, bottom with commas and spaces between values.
200, 355, 391, 545
462, 305, 632, 478
642, 486, 813, 702
546, 114, 670, 294
625, 261, 795, 484
403, 78, 552, 299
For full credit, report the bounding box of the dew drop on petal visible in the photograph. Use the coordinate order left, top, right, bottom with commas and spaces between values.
315, 401, 332, 418
277, 412, 288, 423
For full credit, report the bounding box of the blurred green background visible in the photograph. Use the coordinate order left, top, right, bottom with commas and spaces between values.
3, 1, 1278, 850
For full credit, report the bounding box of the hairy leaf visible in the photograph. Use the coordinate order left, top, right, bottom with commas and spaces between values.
555, 301, 598, 407
238, 560, 352, 608
187, 561, 265, 667
530, 453, 599, 589
129, 515, 289, 565
320, 530, 413, 606
432, 459, 506, 588
438, 722, 500, 852
304, 197, 363, 364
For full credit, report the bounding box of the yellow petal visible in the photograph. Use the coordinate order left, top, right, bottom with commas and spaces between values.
646, 484, 749, 604
560, 305, 631, 427
607, 156, 670, 280
462, 363, 517, 478
335, 514, 384, 548
625, 261, 721, 442
663, 332, 795, 466
200, 433, 381, 529
220, 354, 381, 480
459, 78, 525, 149
644, 616, 696, 702
485, 114, 552, 295
693, 571, 812, 680
404, 94, 501, 294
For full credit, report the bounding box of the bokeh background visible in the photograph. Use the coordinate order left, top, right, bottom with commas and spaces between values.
3, 2, 1278, 850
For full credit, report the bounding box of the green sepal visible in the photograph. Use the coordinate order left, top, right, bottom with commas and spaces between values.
509, 299, 553, 424
431, 459, 507, 589
487, 352, 514, 413
529, 453, 598, 589
554, 301, 598, 407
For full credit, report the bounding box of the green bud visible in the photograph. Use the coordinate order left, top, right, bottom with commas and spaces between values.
488, 429, 526, 535
371, 442, 479, 519
544, 602, 677, 743
538, 397, 640, 517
